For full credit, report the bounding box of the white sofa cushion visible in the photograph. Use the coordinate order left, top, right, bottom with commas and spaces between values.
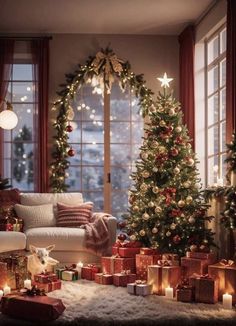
15, 204, 55, 231
20, 193, 83, 206
25, 227, 86, 251
0, 231, 26, 253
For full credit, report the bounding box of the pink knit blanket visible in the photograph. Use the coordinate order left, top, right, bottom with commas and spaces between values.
81, 212, 111, 256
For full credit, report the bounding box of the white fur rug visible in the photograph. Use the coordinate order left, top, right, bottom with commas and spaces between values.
1, 280, 236, 326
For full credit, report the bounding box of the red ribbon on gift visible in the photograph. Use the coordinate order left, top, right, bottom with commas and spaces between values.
219, 259, 235, 267
135, 279, 146, 285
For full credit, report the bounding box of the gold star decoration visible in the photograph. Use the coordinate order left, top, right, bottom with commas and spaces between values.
157, 72, 173, 88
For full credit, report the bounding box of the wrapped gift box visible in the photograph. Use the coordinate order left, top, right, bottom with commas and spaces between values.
102, 257, 135, 275
113, 273, 136, 287
189, 275, 218, 304
81, 264, 100, 281
147, 265, 162, 294
0, 262, 8, 289
56, 265, 79, 281
0, 218, 23, 232
157, 260, 179, 266
176, 287, 194, 302
136, 254, 161, 280
208, 261, 236, 304
186, 251, 216, 263
112, 247, 140, 258
0, 254, 28, 289
127, 282, 152, 296
95, 273, 113, 285
34, 272, 58, 284
140, 248, 159, 255
162, 253, 179, 261
1, 294, 65, 321
33, 280, 61, 293
181, 257, 210, 278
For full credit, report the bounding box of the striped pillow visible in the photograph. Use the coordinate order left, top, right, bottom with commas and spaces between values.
56, 202, 93, 227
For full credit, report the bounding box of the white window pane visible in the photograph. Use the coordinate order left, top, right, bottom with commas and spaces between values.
207, 94, 218, 126
220, 28, 226, 54
82, 166, 103, 190
12, 82, 34, 102
110, 83, 131, 121
82, 144, 104, 165
220, 59, 226, 87
111, 166, 132, 190
83, 191, 104, 211
208, 66, 218, 95
220, 121, 226, 152
67, 166, 81, 190
208, 126, 219, 156
208, 156, 218, 186
110, 122, 131, 143
111, 144, 131, 165
12, 64, 33, 81
220, 153, 227, 180
220, 88, 226, 120
207, 35, 219, 64
82, 121, 104, 143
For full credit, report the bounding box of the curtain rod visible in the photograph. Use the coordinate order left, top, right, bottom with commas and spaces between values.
0, 36, 53, 40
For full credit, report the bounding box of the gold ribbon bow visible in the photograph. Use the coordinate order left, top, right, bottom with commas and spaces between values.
219, 259, 235, 267
91, 50, 124, 89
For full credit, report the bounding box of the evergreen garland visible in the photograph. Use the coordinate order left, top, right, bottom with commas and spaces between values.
225, 131, 236, 182
50, 47, 154, 192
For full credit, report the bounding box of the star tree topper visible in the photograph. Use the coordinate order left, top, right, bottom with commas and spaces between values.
157, 72, 173, 88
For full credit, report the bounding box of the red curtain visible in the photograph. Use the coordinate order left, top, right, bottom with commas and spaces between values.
0, 39, 14, 176
31, 38, 50, 192
178, 25, 195, 149
226, 0, 236, 142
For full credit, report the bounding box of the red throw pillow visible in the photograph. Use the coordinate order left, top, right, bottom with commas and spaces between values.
56, 202, 94, 227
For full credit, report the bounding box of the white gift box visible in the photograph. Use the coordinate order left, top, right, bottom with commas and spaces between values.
61, 270, 74, 281
127, 283, 152, 296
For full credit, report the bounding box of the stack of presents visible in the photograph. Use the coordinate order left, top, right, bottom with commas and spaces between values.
0, 241, 236, 322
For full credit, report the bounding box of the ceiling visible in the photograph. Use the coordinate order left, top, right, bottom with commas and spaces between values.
0, 0, 216, 35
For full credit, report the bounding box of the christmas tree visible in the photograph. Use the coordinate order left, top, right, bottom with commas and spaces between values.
125, 73, 215, 256
0, 176, 11, 190
225, 132, 236, 185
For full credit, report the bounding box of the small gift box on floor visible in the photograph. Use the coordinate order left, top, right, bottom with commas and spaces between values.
176, 279, 194, 302
102, 256, 135, 275
56, 264, 79, 281
127, 280, 152, 296
81, 264, 100, 281
181, 257, 210, 278
136, 250, 161, 280
189, 274, 218, 304
33, 280, 62, 293
34, 272, 58, 284
95, 273, 113, 285
1, 293, 65, 321
208, 260, 236, 304
113, 271, 136, 287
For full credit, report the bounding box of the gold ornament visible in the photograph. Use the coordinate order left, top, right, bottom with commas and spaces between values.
149, 104, 156, 113
152, 140, 159, 148
140, 183, 148, 192
130, 234, 137, 241
194, 183, 201, 189
183, 181, 191, 188
142, 213, 150, 220
186, 196, 193, 204
170, 223, 176, 230
155, 206, 162, 214
141, 152, 149, 160
186, 158, 194, 166
186, 143, 192, 149
159, 146, 166, 154
173, 167, 180, 174
148, 201, 155, 208
175, 126, 182, 133
153, 167, 158, 172
131, 222, 138, 228
160, 120, 166, 127
166, 231, 171, 237
67, 106, 75, 120
188, 216, 195, 224
190, 244, 198, 252
142, 170, 150, 178
152, 186, 159, 194
152, 227, 158, 234
133, 205, 139, 212
169, 108, 176, 116
139, 230, 146, 236
178, 200, 185, 208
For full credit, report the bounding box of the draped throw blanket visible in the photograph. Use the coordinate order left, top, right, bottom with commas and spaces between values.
81, 212, 111, 256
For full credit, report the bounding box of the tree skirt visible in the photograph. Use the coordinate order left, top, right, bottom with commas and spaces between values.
1, 280, 236, 326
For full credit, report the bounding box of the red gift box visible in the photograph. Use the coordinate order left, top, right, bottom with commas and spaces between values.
181, 257, 210, 278
94, 273, 113, 285
136, 254, 161, 280
102, 256, 135, 275
34, 272, 58, 284
189, 275, 218, 304
112, 247, 140, 258
186, 251, 216, 263
176, 287, 194, 302
1, 293, 65, 321
113, 273, 136, 287
208, 261, 236, 304
161, 253, 179, 261
81, 264, 100, 280
33, 280, 62, 293
140, 248, 159, 255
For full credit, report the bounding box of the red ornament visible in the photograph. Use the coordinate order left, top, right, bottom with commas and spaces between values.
173, 235, 181, 244
68, 147, 75, 157
66, 124, 73, 132
117, 233, 127, 241
175, 136, 183, 145
170, 148, 179, 157
118, 221, 126, 229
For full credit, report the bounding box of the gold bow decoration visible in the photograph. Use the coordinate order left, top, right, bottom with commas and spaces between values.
219, 259, 235, 267
91, 49, 124, 90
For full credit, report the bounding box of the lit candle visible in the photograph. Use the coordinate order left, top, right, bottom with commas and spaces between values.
223, 293, 232, 309
24, 279, 32, 290
165, 286, 174, 299
76, 261, 83, 277
3, 285, 11, 295
0, 290, 3, 300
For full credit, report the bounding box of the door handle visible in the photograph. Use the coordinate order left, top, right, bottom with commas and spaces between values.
107, 173, 111, 183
